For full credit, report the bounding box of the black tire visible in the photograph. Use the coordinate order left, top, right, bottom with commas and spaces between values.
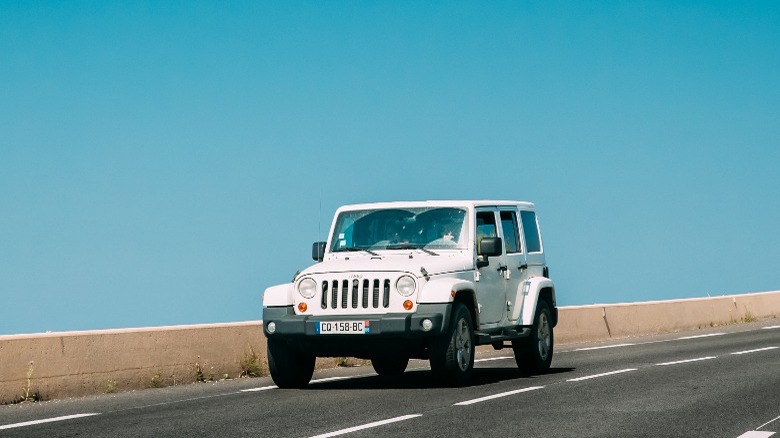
430, 302, 475, 386
371, 356, 409, 376
513, 299, 554, 374
267, 338, 315, 389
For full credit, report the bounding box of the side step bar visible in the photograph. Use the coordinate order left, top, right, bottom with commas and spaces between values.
474, 327, 531, 347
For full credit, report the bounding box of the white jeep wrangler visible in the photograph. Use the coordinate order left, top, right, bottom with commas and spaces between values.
262, 200, 557, 387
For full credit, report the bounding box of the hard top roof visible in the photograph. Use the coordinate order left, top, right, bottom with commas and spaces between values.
335, 200, 535, 211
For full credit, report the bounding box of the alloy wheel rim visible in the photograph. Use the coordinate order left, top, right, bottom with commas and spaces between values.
455, 318, 472, 371
537, 312, 551, 360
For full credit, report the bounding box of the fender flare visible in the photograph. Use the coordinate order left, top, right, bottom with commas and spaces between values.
418, 278, 475, 304
517, 277, 556, 326
263, 283, 294, 307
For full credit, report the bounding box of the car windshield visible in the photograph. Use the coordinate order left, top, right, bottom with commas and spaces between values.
330, 207, 469, 252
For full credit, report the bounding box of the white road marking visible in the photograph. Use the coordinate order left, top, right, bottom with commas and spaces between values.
731, 347, 779, 355
0, 413, 100, 430
656, 356, 717, 366
567, 368, 637, 382
558, 324, 775, 354
310, 376, 358, 384
240, 375, 362, 393
677, 333, 726, 340
122, 392, 241, 411
454, 386, 544, 406
574, 343, 635, 351
308, 414, 422, 438
737, 431, 775, 437
475, 356, 513, 363
736, 408, 780, 436
758, 414, 780, 430
241, 385, 278, 392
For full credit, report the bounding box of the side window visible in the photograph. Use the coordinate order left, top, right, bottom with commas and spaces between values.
500, 211, 520, 253
475, 211, 498, 249
520, 210, 542, 253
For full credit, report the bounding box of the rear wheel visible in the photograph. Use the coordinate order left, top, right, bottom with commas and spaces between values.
371, 356, 409, 376
513, 300, 554, 374
267, 338, 315, 388
430, 303, 475, 386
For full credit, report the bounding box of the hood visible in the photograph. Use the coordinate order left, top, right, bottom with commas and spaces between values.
299, 251, 472, 278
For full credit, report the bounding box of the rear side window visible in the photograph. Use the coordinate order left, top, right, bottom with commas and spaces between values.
500, 211, 521, 253
520, 210, 542, 253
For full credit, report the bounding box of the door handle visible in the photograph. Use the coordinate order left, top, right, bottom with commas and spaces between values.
497, 264, 510, 280
518, 264, 528, 271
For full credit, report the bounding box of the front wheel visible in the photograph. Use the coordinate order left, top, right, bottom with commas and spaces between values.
267, 338, 316, 389
512, 300, 554, 374
430, 303, 475, 386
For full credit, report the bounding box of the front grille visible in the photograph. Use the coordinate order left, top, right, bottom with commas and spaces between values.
320, 277, 392, 310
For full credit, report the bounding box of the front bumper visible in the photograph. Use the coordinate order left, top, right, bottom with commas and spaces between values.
262, 303, 452, 339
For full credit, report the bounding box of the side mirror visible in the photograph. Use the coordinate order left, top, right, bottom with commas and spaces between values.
476, 237, 502, 268
312, 241, 326, 262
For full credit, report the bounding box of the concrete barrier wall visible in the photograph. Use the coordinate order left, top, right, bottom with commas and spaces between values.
555, 290, 780, 343
0, 322, 266, 404
1, 290, 778, 404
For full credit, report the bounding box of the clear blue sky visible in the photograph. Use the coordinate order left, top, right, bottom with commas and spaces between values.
2, 1, 779, 335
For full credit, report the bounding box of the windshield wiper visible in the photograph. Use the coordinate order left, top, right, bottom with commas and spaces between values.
386, 244, 438, 256
333, 247, 379, 256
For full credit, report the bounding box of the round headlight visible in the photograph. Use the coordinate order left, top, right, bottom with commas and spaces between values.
396, 275, 416, 297
298, 278, 317, 299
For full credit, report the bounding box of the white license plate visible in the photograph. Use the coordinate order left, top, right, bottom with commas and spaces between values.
316, 320, 370, 335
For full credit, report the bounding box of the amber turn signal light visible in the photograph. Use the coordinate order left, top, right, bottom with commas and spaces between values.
298, 302, 308, 313
403, 300, 414, 311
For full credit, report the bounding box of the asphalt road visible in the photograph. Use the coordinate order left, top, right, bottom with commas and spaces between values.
1, 321, 778, 438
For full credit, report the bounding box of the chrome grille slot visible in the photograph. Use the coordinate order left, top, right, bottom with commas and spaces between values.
321, 281, 329, 309
372, 279, 379, 308
351, 279, 359, 308
383, 279, 390, 308
331, 280, 338, 309
362, 279, 369, 308
341, 280, 349, 308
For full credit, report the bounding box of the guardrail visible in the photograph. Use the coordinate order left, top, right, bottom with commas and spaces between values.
1, 290, 778, 404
